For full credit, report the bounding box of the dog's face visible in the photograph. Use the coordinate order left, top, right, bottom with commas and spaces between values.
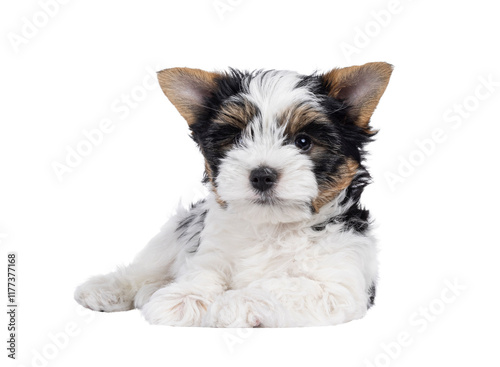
158, 63, 392, 223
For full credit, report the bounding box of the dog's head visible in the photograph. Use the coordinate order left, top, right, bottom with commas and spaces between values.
158, 63, 392, 223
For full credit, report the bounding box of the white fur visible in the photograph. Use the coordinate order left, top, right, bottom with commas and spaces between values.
74, 71, 378, 327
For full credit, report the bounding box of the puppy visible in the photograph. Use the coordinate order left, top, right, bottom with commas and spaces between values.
75, 62, 393, 327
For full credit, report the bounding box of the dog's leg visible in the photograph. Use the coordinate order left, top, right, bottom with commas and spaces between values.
257, 277, 370, 326
203, 238, 377, 327
202, 288, 288, 327
203, 275, 372, 327
140, 248, 231, 326
74, 210, 194, 312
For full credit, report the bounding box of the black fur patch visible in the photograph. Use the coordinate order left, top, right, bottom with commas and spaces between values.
296, 121, 346, 188
175, 200, 208, 253
189, 70, 251, 184
311, 170, 372, 234
368, 282, 377, 308
295, 74, 375, 232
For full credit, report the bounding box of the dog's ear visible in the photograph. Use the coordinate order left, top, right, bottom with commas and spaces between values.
321, 62, 393, 132
157, 67, 222, 126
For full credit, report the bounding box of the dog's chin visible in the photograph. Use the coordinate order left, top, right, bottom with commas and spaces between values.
225, 196, 314, 224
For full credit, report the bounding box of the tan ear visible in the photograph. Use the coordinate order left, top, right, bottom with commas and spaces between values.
157, 67, 222, 126
322, 62, 393, 131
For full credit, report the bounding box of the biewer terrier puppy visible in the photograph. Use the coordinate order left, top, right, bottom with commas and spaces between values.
75, 62, 393, 327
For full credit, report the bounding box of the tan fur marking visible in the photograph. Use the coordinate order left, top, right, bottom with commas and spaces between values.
157, 67, 220, 126
312, 158, 359, 212
322, 62, 393, 132
278, 103, 330, 136
213, 100, 257, 129
204, 160, 212, 180
214, 192, 227, 208
204, 159, 227, 208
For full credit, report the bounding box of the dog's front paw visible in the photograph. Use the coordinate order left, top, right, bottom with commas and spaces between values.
142, 284, 212, 326
202, 289, 286, 328
74, 274, 135, 312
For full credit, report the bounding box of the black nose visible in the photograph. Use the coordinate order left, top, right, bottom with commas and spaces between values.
249, 167, 278, 192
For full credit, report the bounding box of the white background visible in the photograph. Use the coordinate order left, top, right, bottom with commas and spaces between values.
1, 0, 499, 366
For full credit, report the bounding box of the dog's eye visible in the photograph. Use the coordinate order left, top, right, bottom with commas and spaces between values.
294, 135, 312, 151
